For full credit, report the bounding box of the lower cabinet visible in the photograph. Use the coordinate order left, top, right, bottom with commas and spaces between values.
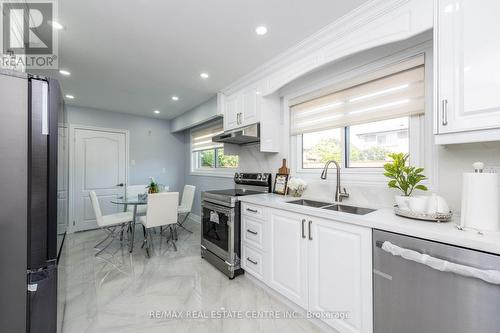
268, 209, 309, 308
242, 206, 373, 333
308, 216, 373, 333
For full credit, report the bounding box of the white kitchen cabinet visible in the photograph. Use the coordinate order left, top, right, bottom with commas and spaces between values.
245, 207, 373, 333
220, 86, 261, 131
219, 90, 282, 152
308, 217, 372, 333
222, 93, 240, 130
268, 209, 309, 308
435, 0, 500, 144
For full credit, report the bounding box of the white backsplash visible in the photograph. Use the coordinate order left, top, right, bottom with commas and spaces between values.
235, 142, 500, 215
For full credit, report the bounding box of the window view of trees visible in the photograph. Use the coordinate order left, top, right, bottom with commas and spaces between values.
302, 117, 409, 168
199, 148, 239, 169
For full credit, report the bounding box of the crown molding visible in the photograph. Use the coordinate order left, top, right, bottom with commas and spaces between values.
221, 0, 432, 96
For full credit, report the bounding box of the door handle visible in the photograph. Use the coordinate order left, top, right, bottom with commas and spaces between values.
246, 257, 258, 265
441, 99, 448, 126
246, 229, 258, 235
308, 220, 312, 240
301, 219, 306, 239
116, 183, 125, 187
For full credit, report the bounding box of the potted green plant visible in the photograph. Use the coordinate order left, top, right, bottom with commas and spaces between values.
147, 176, 159, 194
384, 153, 428, 210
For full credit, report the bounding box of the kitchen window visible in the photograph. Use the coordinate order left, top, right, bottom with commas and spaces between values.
292, 56, 425, 171
191, 123, 239, 175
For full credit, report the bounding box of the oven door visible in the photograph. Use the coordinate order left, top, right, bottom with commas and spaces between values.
201, 201, 234, 261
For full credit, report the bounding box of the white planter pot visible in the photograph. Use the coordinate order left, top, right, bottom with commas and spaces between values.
394, 195, 410, 210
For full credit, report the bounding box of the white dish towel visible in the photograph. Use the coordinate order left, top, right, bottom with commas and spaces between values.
381, 241, 500, 285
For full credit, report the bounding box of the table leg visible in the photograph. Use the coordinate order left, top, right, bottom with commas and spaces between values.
129, 205, 137, 253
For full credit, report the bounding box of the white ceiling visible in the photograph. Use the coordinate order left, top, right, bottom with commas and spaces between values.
34, 0, 369, 119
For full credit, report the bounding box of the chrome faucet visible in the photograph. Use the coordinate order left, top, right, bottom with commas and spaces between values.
320, 160, 349, 202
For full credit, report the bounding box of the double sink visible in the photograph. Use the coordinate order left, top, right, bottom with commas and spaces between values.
287, 199, 375, 215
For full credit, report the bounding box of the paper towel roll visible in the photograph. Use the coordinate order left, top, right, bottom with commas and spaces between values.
461, 172, 499, 231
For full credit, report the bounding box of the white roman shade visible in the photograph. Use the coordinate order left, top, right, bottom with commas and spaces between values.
290, 56, 425, 135
191, 123, 224, 152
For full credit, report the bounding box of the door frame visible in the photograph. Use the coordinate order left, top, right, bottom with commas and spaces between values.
68, 124, 130, 233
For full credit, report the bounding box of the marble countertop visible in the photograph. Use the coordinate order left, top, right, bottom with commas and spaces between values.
239, 193, 500, 255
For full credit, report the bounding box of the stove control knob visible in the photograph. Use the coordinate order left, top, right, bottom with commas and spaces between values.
262, 174, 267, 181
257, 173, 262, 180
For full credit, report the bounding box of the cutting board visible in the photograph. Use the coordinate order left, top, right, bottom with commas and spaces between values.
278, 159, 289, 174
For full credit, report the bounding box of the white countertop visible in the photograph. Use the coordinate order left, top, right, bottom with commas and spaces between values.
239, 193, 500, 255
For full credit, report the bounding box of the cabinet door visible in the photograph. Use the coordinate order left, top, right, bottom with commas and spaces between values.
308, 218, 372, 333
240, 87, 261, 127
268, 209, 308, 308
436, 0, 500, 134
223, 94, 240, 130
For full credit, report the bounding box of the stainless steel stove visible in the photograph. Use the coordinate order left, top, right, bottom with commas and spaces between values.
201, 173, 271, 279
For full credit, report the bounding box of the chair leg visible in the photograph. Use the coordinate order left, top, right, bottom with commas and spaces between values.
169, 225, 177, 252
177, 213, 193, 233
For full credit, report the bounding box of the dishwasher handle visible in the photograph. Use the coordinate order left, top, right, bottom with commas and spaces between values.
379, 241, 500, 285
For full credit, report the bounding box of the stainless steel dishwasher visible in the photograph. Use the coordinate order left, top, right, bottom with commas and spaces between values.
373, 229, 500, 333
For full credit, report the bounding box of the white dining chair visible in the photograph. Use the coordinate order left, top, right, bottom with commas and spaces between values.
89, 191, 134, 256
138, 192, 179, 257
126, 185, 148, 215
177, 185, 196, 234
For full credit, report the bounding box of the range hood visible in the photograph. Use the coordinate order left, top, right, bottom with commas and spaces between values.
212, 123, 260, 145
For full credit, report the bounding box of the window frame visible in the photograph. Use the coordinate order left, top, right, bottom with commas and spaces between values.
286, 42, 434, 186
190, 123, 239, 178
290, 115, 425, 183
296, 115, 424, 173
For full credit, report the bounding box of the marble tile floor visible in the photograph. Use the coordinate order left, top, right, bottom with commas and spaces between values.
59, 220, 322, 333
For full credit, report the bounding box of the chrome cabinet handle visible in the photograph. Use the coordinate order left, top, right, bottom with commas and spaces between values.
246, 257, 258, 265
308, 220, 313, 240
441, 99, 448, 126
301, 219, 306, 239
246, 229, 258, 235
246, 208, 258, 213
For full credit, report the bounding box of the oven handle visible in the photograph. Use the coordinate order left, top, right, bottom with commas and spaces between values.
202, 201, 234, 214
379, 241, 500, 285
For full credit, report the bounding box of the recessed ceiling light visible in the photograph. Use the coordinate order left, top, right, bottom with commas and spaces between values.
255, 26, 268, 35
59, 69, 71, 76
171, 96, 179, 101
154, 110, 160, 114
49, 20, 64, 30
65, 94, 74, 99
200, 72, 209, 79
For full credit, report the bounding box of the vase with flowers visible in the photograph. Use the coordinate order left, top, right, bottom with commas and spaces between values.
287, 177, 308, 197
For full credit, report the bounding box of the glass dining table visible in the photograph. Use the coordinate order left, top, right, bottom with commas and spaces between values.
110, 196, 147, 252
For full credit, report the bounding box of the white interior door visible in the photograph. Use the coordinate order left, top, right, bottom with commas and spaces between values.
71, 127, 127, 232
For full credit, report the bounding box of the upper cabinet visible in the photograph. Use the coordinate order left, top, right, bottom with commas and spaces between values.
220, 86, 261, 131
218, 89, 282, 153
435, 0, 500, 144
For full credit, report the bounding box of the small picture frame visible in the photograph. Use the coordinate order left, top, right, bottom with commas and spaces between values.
273, 173, 289, 195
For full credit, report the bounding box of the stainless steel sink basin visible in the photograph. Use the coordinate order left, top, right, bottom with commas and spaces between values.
322, 204, 375, 215
286, 199, 332, 208
286, 199, 375, 215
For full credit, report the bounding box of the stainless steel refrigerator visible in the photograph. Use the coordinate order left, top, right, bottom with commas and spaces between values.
0, 69, 68, 333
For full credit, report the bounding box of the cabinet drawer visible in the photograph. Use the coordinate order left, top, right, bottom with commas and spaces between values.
242, 216, 263, 249
242, 203, 267, 219
242, 245, 264, 280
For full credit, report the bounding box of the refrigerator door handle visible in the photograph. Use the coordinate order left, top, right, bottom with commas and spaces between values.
41, 82, 49, 135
